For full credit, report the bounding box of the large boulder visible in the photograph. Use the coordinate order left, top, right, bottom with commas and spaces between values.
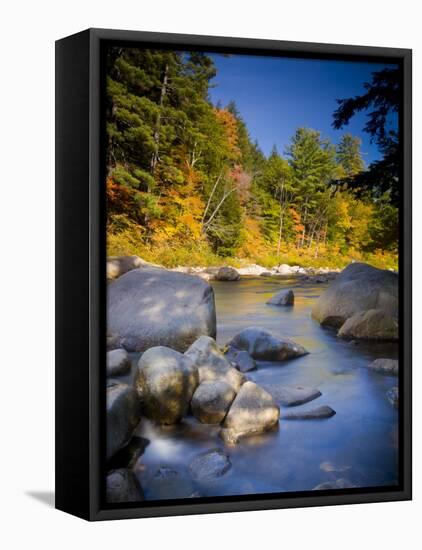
216, 266, 240, 281
186, 336, 245, 392
337, 309, 398, 341
267, 289, 294, 306
107, 255, 156, 280
106, 468, 144, 503
220, 381, 280, 444
135, 346, 198, 424
106, 382, 141, 461
191, 381, 236, 424
108, 267, 216, 352
312, 262, 398, 329
106, 348, 131, 377
228, 327, 308, 361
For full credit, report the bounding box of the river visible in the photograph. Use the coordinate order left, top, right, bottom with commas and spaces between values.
121, 275, 399, 500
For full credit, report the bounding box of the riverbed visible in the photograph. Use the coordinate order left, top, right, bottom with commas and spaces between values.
119, 276, 399, 499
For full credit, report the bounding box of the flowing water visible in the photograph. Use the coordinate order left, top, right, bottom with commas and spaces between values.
120, 276, 399, 500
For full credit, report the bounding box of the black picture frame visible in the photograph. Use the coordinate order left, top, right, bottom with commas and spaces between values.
55, 28, 412, 521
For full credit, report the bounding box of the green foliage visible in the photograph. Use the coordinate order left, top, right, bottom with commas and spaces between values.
106, 48, 398, 271
333, 67, 400, 204
336, 133, 365, 177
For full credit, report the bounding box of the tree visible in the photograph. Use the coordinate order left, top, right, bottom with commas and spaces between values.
333, 67, 400, 204
336, 134, 365, 177
286, 128, 337, 247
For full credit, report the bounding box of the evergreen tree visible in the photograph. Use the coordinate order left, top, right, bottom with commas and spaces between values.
336, 133, 365, 177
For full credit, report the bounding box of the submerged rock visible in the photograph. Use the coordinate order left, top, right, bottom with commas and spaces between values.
312, 262, 398, 329
216, 266, 240, 281
261, 384, 321, 407
106, 468, 144, 503
108, 267, 216, 352
221, 381, 280, 444
189, 449, 232, 481
387, 387, 399, 408
106, 348, 131, 377
267, 289, 294, 306
191, 381, 236, 424
186, 336, 246, 392
283, 405, 336, 420
228, 327, 308, 361
135, 346, 198, 424
368, 358, 399, 376
106, 382, 141, 461
146, 466, 195, 499
313, 478, 356, 490
338, 309, 398, 341
320, 461, 351, 473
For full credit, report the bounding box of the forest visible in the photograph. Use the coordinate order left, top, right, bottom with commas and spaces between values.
105, 48, 399, 270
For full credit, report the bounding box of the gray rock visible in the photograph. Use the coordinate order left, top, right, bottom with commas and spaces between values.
277, 264, 293, 275
189, 449, 231, 481
221, 381, 280, 444
312, 262, 398, 328
228, 327, 308, 361
203, 267, 220, 275
387, 387, 399, 408
338, 309, 398, 341
267, 289, 294, 306
191, 381, 236, 424
225, 346, 256, 372
107, 255, 156, 280
261, 384, 321, 407
106, 348, 131, 377
108, 267, 216, 352
186, 336, 245, 392
230, 350, 257, 373
368, 358, 399, 376
135, 346, 198, 424
107, 332, 120, 351
283, 405, 336, 420
106, 382, 141, 461
313, 478, 356, 490
106, 468, 144, 503
216, 267, 240, 281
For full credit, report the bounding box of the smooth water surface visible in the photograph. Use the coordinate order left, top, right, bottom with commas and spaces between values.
124, 277, 399, 499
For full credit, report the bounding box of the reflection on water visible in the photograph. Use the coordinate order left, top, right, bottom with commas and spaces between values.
124, 277, 399, 499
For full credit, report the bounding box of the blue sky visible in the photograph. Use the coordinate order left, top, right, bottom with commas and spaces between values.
207, 53, 398, 165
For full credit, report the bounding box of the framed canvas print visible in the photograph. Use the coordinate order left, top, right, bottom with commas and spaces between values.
55, 28, 412, 521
